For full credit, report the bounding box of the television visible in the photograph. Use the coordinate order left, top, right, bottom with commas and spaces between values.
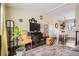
30, 23, 40, 31
36, 24, 40, 31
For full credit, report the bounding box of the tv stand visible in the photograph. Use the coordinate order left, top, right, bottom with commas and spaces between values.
28, 32, 42, 43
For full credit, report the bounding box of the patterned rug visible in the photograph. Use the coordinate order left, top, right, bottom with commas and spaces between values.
19, 44, 75, 56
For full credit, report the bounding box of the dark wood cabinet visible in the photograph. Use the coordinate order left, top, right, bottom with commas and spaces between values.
6, 20, 15, 56
75, 31, 79, 46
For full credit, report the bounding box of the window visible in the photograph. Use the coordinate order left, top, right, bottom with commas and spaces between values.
68, 22, 75, 31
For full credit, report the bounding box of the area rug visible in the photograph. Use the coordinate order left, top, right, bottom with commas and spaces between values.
21, 44, 76, 56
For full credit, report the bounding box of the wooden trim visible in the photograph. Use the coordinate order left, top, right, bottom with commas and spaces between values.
75, 31, 79, 46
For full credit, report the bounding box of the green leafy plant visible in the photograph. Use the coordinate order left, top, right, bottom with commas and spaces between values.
11, 25, 21, 41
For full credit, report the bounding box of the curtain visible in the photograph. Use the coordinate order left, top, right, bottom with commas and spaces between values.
1, 3, 8, 56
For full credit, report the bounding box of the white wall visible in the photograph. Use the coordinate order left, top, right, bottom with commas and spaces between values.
6, 6, 76, 38
76, 4, 79, 42
5, 7, 58, 37
76, 4, 79, 31
6, 7, 41, 31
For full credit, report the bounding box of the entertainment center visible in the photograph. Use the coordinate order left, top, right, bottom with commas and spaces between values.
29, 18, 42, 44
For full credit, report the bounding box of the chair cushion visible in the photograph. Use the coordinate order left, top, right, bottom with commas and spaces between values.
19, 31, 32, 45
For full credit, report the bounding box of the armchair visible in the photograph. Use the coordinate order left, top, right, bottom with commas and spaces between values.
19, 31, 32, 49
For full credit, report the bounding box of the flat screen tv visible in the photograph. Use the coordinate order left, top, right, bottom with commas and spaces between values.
36, 24, 40, 31
30, 23, 40, 31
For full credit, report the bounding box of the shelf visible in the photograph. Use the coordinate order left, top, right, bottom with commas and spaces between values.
6, 20, 15, 56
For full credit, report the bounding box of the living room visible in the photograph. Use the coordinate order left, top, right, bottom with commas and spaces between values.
1, 3, 79, 56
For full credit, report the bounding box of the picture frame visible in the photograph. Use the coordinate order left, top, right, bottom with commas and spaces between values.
19, 19, 23, 22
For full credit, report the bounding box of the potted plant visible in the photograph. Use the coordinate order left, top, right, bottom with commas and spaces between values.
11, 25, 21, 47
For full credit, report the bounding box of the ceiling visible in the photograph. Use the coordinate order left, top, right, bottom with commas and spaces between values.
5, 3, 76, 20
48, 3, 76, 20
5, 3, 63, 12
